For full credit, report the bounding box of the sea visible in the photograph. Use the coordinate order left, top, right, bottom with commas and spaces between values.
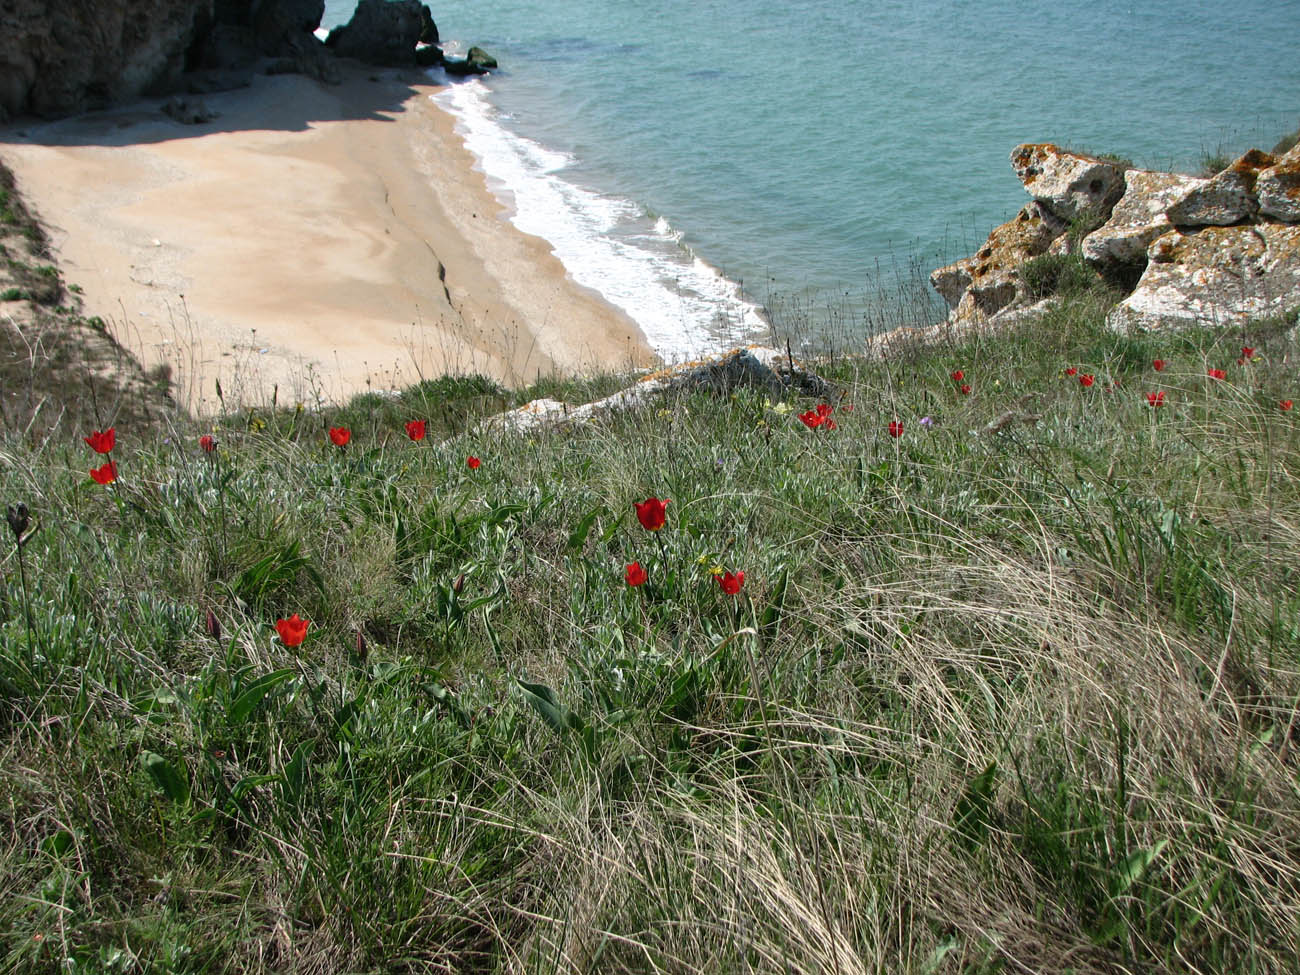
323, 0, 1300, 359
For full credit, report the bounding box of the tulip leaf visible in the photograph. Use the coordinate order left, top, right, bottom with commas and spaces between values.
567, 504, 606, 552
517, 679, 584, 736
760, 565, 789, 641
40, 829, 77, 858
230, 773, 279, 801
952, 760, 997, 850
228, 668, 297, 726
142, 751, 190, 805
1111, 839, 1169, 897
279, 741, 312, 807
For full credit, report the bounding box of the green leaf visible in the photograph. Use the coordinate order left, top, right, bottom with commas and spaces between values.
228, 668, 296, 726
567, 504, 606, 552
517, 679, 583, 735
40, 829, 76, 858
279, 741, 312, 807
1111, 839, 1169, 897
759, 565, 789, 641
142, 751, 190, 805
952, 760, 997, 850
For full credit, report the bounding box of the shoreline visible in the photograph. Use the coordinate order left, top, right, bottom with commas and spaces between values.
0, 64, 655, 413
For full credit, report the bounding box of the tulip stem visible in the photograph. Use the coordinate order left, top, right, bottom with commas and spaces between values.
216, 452, 229, 565
16, 537, 34, 670
654, 532, 669, 573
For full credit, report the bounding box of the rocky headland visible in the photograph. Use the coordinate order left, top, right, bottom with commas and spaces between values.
898, 138, 1300, 354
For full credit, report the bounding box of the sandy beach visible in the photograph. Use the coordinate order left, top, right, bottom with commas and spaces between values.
0, 64, 653, 412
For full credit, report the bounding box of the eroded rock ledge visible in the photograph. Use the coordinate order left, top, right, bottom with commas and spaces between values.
924, 140, 1300, 341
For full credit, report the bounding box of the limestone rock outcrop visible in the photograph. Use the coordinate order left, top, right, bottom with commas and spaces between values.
1257, 144, 1300, 224
1081, 170, 1207, 269
0, 0, 346, 120
1164, 149, 1274, 226
0, 0, 212, 120
929, 135, 1300, 341
929, 202, 1065, 323
484, 347, 833, 434
1107, 225, 1300, 332
1010, 143, 1126, 228
0, 0, 484, 121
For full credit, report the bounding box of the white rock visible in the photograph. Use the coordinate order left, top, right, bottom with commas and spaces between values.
1009, 143, 1127, 226
1257, 143, 1300, 223
1164, 149, 1274, 226
1107, 224, 1300, 332
1082, 170, 1208, 268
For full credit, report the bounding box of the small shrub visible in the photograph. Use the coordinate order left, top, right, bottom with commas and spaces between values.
1, 287, 25, 302
1199, 150, 1231, 176
1019, 253, 1103, 300
1272, 125, 1299, 156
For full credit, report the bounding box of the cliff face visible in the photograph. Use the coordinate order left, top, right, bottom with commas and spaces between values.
0, 0, 213, 120
0, 0, 336, 121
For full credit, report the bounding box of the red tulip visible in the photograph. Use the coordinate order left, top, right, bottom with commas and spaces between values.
625, 562, 648, 587
199, 434, 216, 453
634, 496, 670, 532
1146, 391, 1166, 407
275, 613, 309, 647
84, 428, 115, 454
716, 570, 744, 595
824, 419, 837, 431
405, 420, 426, 442
89, 460, 117, 485
466, 455, 481, 470
798, 410, 823, 429
960, 383, 971, 396
1207, 368, 1226, 381
1065, 367, 1078, 377
1079, 374, 1095, 388
1152, 359, 1166, 372
329, 427, 351, 447
950, 370, 964, 382
815, 402, 833, 417
1242, 346, 1255, 359
888, 420, 903, 438
1282, 400, 1294, 411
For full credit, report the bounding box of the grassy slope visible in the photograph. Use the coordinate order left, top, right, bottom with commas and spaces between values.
3, 272, 1299, 973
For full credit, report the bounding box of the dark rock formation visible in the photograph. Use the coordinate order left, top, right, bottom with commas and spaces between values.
0, 0, 344, 120
0, 0, 213, 120
325, 0, 436, 67
162, 95, 219, 123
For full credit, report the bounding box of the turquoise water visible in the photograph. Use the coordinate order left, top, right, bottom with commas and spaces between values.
324, 0, 1300, 355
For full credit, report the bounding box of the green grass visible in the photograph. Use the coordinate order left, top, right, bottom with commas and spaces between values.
2, 294, 1300, 973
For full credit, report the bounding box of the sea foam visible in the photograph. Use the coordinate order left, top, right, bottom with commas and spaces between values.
431, 77, 766, 361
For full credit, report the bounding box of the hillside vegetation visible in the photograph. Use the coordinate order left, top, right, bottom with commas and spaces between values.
4, 138, 1300, 970
3, 270, 1300, 972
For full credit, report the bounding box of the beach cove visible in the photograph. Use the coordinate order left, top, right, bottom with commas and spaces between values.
1, 63, 653, 412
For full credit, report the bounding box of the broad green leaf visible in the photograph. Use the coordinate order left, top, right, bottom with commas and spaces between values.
142, 751, 190, 805
280, 741, 312, 807
40, 829, 76, 858
952, 760, 997, 850
517, 680, 583, 735
759, 565, 789, 641
567, 504, 606, 552
1111, 839, 1169, 896
228, 668, 296, 725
